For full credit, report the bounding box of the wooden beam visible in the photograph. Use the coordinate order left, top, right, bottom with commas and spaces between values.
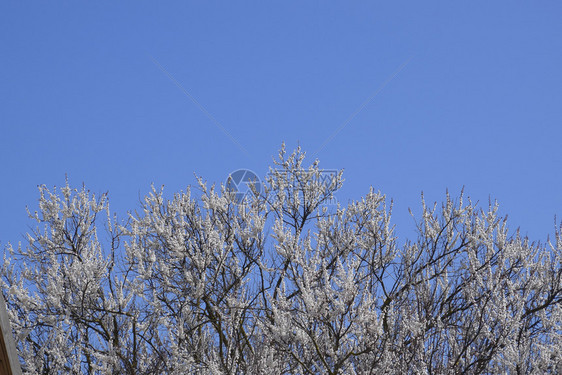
0, 294, 22, 375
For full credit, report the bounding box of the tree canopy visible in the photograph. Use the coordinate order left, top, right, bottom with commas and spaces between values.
3, 146, 562, 374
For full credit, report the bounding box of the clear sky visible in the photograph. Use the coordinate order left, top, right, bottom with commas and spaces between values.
1, 2, 561, 248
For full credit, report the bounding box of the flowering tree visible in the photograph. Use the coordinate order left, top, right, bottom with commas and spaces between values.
3, 146, 562, 374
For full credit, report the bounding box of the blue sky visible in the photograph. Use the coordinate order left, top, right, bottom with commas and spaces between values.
1, 2, 561, 248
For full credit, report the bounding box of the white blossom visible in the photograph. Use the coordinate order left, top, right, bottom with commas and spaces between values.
2, 147, 561, 374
